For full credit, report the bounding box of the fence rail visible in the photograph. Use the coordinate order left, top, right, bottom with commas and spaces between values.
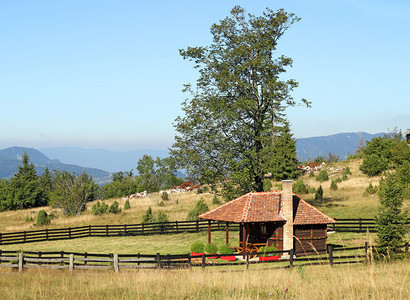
0, 243, 408, 273
0, 218, 409, 245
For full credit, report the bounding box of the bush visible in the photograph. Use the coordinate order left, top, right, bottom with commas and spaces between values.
186, 198, 209, 221
108, 201, 121, 214
341, 174, 348, 181
330, 180, 338, 191
158, 200, 165, 207
191, 241, 204, 253
141, 206, 156, 224
92, 201, 109, 215
205, 243, 219, 254
344, 167, 351, 175
218, 243, 235, 254
258, 245, 278, 257
212, 194, 221, 205
308, 187, 316, 194
161, 192, 169, 201
36, 210, 50, 226
263, 179, 272, 192
124, 199, 131, 210
293, 180, 308, 194
315, 185, 323, 200
365, 183, 378, 195
25, 216, 34, 223
316, 170, 329, 182
157, 211, 170, 223
335, 177, 342, 183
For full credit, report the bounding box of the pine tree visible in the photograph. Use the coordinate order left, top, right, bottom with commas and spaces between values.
270, 121, 300, 181
10, 152, 46, 209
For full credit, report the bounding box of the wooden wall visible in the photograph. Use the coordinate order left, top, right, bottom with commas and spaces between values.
294, 224, 328, 255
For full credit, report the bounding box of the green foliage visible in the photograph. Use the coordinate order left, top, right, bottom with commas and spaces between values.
293, 180, 308, 194
108, 201, 121, 214
25, 216, 34, 223
161, 192, 169, 201
124, 199, 130, 210
257, 245, 278, 257
341, 174, 348, 181
335, 177, 342, 183
171, 6, 309, 198
263, 179, 272, 192
190, 241, 204, 253
344, 167, 351, 175
375, 173, 408, 253
308, 187, 316, 194
330, 180, 338, 191
205, 243, 219, 254
158, 200, 165, 207
36, 209, 50, 226
308, 171, 315, 178
50, 171, 98, 216
397, 161, 410, 198
315, 185, 323, 200
157, 211, 170, 223
360, 137, 395, 176
92, 201, 109, 215
186, 198, 209, 221
218, 243, 235, 254
315, 170, 329, 182
212, 194, 221, 205
141, 206, 156, 224
100, 172, 141, 199
365, 183, 378, 195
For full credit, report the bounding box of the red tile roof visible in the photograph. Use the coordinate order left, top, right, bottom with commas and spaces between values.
199, 191, 335, 224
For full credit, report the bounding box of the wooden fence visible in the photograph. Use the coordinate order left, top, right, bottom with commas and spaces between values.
0, 243, 408, 273
0, 218, 409, 245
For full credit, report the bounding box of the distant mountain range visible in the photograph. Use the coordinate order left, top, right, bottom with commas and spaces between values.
295, 132, 385, 162
0, 132, 385, 183
0, 147, 111, 184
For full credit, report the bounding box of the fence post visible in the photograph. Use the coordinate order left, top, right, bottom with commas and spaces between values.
106, 225, 109, 236
0, 250, 2, 264
201, 254, 206, 270
24, 231, 26, 243
18, 252, 24, 272
196, 220, 199, 232
84, 252, 87, 266
137, 253, 140, 266
405, 242, 409, 253
69, 254, 74, 272
0, 232, 2, 245
68, 227, 71, 239
365, 242, 369, 263
113, 254, 119, 273
45, 229, 48, 240
188, 253, 192, 269
142, 224, 144, 235
245, 252, 249, 270
176, 221, 179, 233
39, 251, 42, 267
328, 245, 333, 267
289, 249, 294, 269
124, 224, 127, 236
88, 225, 91, 236
156, 253, 161, 269
359, 218, 362, 233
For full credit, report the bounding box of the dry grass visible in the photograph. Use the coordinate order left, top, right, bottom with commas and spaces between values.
0, 260, 408, 299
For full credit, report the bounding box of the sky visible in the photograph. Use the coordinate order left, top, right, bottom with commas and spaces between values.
1, 0, 409, 151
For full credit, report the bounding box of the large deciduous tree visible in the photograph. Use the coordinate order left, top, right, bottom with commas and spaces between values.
172, 6, 309, 198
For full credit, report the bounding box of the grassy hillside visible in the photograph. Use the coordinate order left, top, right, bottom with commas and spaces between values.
0, 158, 408, 236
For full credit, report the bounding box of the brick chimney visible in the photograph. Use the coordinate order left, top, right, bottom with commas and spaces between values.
282, 180, 294, 257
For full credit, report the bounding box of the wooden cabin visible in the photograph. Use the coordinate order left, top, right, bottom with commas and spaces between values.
199, 180, 335, 256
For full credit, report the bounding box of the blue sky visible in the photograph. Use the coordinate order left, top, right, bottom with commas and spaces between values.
1, 0, 409, 151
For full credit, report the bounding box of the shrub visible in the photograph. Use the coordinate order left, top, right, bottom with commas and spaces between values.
335, 177, 342, 183
108, 201, 122, 214
330, 180, 338, 191
341, 174, 348, 181
191, 241, 204, 253
25, 216, 34, 223
365, 183, 378, 195
315, 185, 323, 200
158, 200, 165, 207
308, 187, 316, 194
124, 199, 131, 210
218, 243, 235, 254
161, 192, 169, 201
308, 171, 315, 178
186, 198, 209, 221
344, 167, 351, 175
36, 210, 50, 226
316, 170, 329, 182
258, 245, 278, 257
275, 183, 283, 190
205, 243, 219, 254
263, 179, 272, 192
141, 206, 156, 224
92, 201, 109, 215
293, 180, 308, 194
157, 211, 170, 223
212, 194, 221, 205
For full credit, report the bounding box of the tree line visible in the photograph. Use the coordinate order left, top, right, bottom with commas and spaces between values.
0, 153, 183, 216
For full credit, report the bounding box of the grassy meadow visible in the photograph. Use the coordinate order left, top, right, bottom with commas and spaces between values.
0, 260, 408, 299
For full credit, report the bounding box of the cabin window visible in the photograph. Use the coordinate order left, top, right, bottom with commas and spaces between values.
260, 224, 267, 234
